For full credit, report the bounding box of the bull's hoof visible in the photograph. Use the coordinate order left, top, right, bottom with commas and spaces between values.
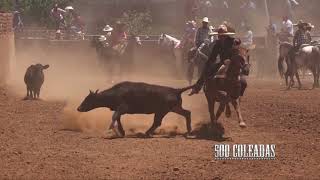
239, 122, 247, 128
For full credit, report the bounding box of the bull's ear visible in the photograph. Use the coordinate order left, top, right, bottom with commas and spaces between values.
42, 64, 49, 69
95, 89, 99, 94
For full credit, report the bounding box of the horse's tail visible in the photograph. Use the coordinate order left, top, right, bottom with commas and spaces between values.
278, 56, 285, 78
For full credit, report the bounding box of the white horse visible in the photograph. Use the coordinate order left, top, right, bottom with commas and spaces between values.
158, 33, 183, 77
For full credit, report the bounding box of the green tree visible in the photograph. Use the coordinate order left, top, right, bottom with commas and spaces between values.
0, 0, 13, 12
118, 10, 152, 35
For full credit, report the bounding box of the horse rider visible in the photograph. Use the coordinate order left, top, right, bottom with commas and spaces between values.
110, 21, 128, 56
195, 17, 210, 48
280, 16, 294, 42
190, 24, 246, 95
194, 25, 215, 61
292, 20, 308, 51
181, 20, 197, 48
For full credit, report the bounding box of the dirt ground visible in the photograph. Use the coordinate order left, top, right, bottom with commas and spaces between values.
0, 44, 319, 179
0, 78, 319, 180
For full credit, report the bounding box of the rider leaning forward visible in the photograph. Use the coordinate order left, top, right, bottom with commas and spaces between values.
190, 24, 248, 97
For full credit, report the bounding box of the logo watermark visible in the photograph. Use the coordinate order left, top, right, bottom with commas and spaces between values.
213, 144, 276, 160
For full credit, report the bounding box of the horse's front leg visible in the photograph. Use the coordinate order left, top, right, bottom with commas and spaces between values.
295, 71, 302, 89
215, 91, 227, 122
187, 62, 195, 85
205, 90, 216, 125
231, 98, 246, 128
311, 67, 317, 89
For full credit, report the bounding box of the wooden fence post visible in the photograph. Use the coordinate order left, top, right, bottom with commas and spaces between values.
0, 13, 14, 84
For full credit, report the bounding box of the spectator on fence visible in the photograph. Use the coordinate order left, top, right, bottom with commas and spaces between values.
51, 4, 66, 31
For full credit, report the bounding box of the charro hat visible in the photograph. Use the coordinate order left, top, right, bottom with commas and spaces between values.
293, 20, 308, 28
103, 25, 113, 32
202, 17, 209, 23
65, 6, 74, 10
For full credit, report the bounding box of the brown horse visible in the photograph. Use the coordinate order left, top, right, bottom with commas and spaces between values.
203, 50, 250, 137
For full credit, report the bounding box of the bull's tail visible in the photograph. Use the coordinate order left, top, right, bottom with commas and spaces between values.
176, 84, 196, 94
278, 56, 285, 78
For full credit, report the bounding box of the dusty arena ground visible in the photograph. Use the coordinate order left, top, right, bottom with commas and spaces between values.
1, 79, 319, 180
0, 44, 319, 179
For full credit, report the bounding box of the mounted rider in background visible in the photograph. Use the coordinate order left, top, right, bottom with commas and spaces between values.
181, 20, 197, 70
181, 20, 197, 48
195, 17, 210, 48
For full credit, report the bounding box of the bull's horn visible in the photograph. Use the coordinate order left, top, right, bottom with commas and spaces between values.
89, 90, 93, 94
95, 89, 99, 94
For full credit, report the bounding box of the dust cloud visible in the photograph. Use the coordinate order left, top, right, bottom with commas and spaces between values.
9, 41, 207, 136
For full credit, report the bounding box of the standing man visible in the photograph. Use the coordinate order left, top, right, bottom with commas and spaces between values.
51, 4, 65, 29
242, 26, 253, 48
195, 17, 210, 48
280, 16, 294, 42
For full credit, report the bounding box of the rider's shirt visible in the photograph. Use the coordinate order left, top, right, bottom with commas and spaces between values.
293, 29, 308, 47
282, 19, 294, 36
195, 26, 210, 47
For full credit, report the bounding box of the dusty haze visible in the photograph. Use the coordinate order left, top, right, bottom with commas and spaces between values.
8, 41, 208, 136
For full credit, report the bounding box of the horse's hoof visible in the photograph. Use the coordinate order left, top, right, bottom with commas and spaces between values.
239, 122, 247, 128
143, 133, 153, 138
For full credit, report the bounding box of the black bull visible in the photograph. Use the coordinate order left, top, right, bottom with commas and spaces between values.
77, 82, 195, 137
24, 64, 49, 99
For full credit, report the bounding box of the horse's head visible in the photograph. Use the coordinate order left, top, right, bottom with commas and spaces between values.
240, 47, 251, 76
134, 36, 142, 46
158, 33, 166, 46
